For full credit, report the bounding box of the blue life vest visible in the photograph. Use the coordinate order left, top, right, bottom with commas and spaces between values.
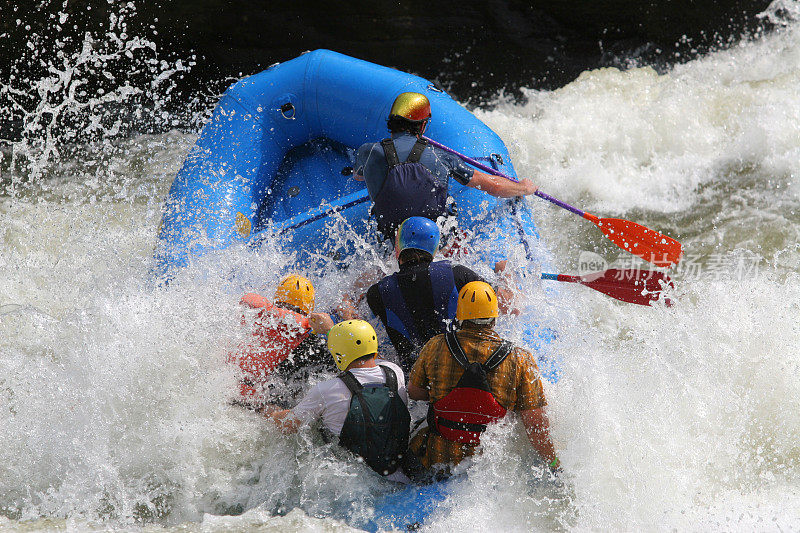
377, 260, 459, 350
370, 138, 448, 239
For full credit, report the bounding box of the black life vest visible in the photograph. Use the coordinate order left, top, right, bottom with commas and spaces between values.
370, 138, 448, 239
376, 260, 459, 368
338, 365, 411, 476
428, 332, 513, 444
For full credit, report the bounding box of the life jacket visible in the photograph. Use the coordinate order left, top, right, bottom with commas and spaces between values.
428, 331, 513, 445
230, 293, 311, 402
370, 137, 448, 239
338, 365, 411, 476
377, 260, 459, 354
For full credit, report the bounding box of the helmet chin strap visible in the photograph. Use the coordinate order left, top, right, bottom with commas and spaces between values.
418, 119, 429, 136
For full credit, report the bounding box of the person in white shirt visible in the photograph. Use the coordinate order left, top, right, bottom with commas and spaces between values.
262, 320, 416, 483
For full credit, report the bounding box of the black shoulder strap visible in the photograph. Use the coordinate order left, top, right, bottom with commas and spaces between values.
378, 364, 399, 393
340, 367, 399, 394
338, 371, 363, 395
484, 341, 514, 371
444, 331, 470, 369
381, 138, 400, 168
406, 138, 428, 163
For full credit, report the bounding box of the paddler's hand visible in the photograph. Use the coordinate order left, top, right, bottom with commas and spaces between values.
308, 312, 334, 335
494, 261, 521, 316
336, 294, 359, 320
497, 287, 521, 316
518, 178, 538, 196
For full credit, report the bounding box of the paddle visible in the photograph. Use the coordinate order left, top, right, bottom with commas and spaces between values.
422, 136, 683, 268
541, 269, 675, 306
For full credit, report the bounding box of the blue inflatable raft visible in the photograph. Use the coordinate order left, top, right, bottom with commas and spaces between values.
154, 49, 543, 277
155, 49, 559, 530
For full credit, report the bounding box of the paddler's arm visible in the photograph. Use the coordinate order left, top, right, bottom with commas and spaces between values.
493, 260, 521, 316
336, 294, 359, 321
352, 142, 372, 183
240, 293, 271, 308
263, 386, 324, 435
407, 383, 429, 401
239, 293, 274, 326
407, 341, 433, 401
259, 405, 302, 434
308, 312, 335, 334
521, 408, 560, 472
335, 267, 383, 321
516, 350, 560, 472
467, 170, 537, 198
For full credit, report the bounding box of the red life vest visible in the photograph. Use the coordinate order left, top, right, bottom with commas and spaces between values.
428, 331, 513, 445
228, 293, 311, 401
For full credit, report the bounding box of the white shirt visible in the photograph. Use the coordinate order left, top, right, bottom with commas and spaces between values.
291, 359, 411, 483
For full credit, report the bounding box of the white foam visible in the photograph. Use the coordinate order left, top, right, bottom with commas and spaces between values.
4, 2, 800, 530
478, 15, 800, 215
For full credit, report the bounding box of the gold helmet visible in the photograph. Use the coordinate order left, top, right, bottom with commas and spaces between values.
456, 281, 499, 321
388, 92, 431, 123
327, 320, 378, 371
273, 274, 315, 314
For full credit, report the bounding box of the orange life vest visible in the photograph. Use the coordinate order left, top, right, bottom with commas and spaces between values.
228, 293, 311, 402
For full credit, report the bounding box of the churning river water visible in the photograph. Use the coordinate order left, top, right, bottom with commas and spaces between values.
2, 1, 800, 531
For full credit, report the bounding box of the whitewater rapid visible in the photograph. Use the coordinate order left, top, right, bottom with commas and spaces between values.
3, 1, 800, 531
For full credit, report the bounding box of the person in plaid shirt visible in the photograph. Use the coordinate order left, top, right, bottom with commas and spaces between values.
407, 281, 559, 476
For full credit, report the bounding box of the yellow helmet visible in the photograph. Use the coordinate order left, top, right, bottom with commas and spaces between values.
327, 320, 378, 371
456, 281, 499, 321
273, 274, 315, 314
389, 92, 431, 123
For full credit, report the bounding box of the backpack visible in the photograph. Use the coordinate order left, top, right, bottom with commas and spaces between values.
338, 365, 412, 476
429, 332, 513, 444
370, 138, 448, 239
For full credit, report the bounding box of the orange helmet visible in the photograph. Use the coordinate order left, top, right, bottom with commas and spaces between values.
388, 92, 431, 123
456, 281, 499, 321
273, 274, 315, 314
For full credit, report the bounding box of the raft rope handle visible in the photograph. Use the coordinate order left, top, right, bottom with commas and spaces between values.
280, 102, 296, 120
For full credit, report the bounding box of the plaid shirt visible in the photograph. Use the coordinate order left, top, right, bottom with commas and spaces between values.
408, 324, 546, 470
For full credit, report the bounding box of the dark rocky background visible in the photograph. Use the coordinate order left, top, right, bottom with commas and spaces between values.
0, 0, 776, 136
146, 0, 773, 101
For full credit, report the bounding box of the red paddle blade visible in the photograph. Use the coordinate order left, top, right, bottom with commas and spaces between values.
578, 269, 675, 306
586, 215, 683, 268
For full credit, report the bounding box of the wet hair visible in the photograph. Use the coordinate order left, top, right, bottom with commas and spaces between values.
398, 248, 433, 264
351, 353, 378, 366
387, 115, 426, 135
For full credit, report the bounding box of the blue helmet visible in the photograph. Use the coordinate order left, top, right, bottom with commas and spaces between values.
396, 217, 440, 256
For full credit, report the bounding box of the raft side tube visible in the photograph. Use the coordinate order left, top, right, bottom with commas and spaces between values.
155, 49, 522, 277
